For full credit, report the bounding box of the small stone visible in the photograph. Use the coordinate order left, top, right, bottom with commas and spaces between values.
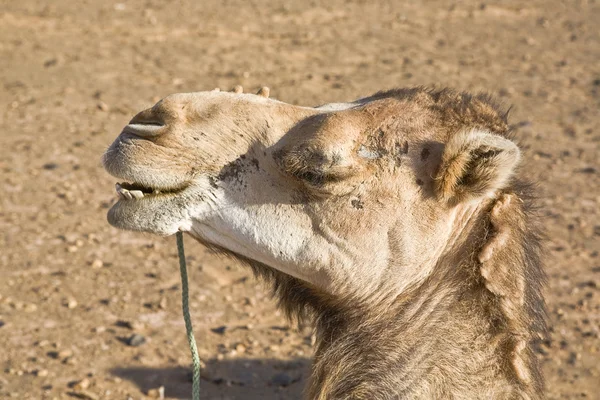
65, 298, 78, 309
90, 259, 103, 269
147, 386, 165, 399
63, 357, 77, 365
116, 320, 144, 331
24, 303, 38, 313
97, 101, 109, 111
70, 378, 90, 390
158, 297, 167, 309
211, 326, 227, 335
567, 352, 582, 365
43, 58, 58, 67
126, 334, 146, 347
235, 343, 246, 353
42, 162, 59, 170
35, 369, 49, 377
92, 326, 106, 333
58, 349, 74, 359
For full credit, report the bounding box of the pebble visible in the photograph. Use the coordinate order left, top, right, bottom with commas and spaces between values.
70, 378, 90, 390
158, 297, 168, 309
90, 259, 103, 269
567, 352, 582, 365
42, 162, 59, 170
116, 320, 144, 331
126, 334, 146, 347
63, 357, 77, 365
35, 369, 49, 377
24, 303, 38, 313
58, 349, 74, 359
97, 101, 109, 112
235, 343, 246, 353
147, 386, 165, 399
211, 325, 228, 335
65, 298, 78, 309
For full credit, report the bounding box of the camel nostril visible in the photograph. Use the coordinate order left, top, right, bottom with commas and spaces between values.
122, 122, 166, 138
124, 108, 167, 137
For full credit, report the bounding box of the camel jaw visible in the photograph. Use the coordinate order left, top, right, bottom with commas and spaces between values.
105, 175, 214, 236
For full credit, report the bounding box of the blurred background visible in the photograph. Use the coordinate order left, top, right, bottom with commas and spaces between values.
0, 0, 598, 399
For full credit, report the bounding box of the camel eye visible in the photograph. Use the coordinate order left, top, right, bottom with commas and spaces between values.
297, 169, 325, 186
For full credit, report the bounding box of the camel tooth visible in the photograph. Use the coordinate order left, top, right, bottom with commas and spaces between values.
232, 85, 243, 93
116, 184, 133, 200
130, 190, 144, 199
211, 88, 221, 92
115, 183, 126, 200
256, 87, 270, 98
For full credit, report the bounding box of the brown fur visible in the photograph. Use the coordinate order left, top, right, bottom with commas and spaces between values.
248, 189, 545, 400
266, 90, 545, 398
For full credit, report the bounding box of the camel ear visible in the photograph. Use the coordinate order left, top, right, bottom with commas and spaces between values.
435, 129, 521, 204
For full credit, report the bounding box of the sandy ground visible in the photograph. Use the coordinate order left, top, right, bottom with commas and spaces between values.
0, 1, 599, 399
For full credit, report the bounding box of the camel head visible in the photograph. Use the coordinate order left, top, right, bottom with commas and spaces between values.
103, 87, 521, 299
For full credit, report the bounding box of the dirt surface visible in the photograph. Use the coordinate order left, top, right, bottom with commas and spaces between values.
1, 1, 599, 399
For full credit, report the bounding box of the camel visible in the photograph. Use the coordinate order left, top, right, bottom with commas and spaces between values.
103, 86, 546, 399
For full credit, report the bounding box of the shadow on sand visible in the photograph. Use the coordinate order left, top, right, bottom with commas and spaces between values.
111, 357, 310, 399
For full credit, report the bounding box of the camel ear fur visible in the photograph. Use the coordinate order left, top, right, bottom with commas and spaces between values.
435, 129, 521, 204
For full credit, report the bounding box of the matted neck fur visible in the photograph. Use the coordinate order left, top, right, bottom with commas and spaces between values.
103, 87, 546, 399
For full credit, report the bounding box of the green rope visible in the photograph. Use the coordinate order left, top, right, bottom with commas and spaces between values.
176, 231, 201, 400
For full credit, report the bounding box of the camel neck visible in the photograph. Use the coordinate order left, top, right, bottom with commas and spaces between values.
306, 201, 543, 400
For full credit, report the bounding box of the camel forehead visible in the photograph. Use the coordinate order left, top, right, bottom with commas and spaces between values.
298, 99, 440, 151
155, 90, 284, 120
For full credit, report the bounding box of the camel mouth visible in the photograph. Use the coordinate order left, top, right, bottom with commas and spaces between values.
114, 181, 188, 200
